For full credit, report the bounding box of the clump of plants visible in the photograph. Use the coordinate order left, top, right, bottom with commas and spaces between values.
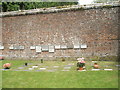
99, 56, 118, 61
102, 5, 113, 8
56, 5, 70, 9
90, 56, 100, 61
62, 58, 65, 62
78, 7, 84, 10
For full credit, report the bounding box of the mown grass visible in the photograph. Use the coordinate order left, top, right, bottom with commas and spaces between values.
0, 60, 119, 88
2, 71, 118, 88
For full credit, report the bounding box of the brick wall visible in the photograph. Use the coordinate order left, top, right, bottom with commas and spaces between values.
0, 18, 2, 55
1, 7, 119, 59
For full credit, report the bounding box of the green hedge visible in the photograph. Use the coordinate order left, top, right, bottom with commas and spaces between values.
2, 2, 78, 12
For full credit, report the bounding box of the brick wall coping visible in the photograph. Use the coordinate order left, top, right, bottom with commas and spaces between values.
0, 2, 120, 17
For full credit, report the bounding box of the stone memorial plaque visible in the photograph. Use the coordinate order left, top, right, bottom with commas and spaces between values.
9, 46, 14, 49
14, 69, 19, 71
81, 44, 87, 48
61, 45, 67, 49
29, 68, 33, 70
36, 70, 42, 72
0, 46, 4, 49
14, 46, 20, 49
36, 46, 41, 52
53, 66, 59, 68
32, 66, 38, 68
104, 69, 113, 71
30, 46, 36, 49
61, 70, 69, 71
41, 45, 49, 51
20, 46, 24, 49
74, 45, 80, 49
55, 45, 60, 49
47, 70, 55, 72
49, 45, 55, 52
67, 45, 73, 49
116, 65, 120, 67
18, 67, 24, 69
39, 68, 46, 70
92, 69, 100, 71
78, 70, 86, 71
22, 70, 29, 71
64, 67, 71, 69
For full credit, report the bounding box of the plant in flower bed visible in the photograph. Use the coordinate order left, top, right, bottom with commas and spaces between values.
77, 62, 85, 67
77, 57, 86, 70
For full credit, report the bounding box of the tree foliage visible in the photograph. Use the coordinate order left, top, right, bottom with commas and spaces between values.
2, 2, 78, 12
93, 0, 119, 3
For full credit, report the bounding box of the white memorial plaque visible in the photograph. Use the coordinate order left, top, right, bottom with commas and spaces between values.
30, 46, 36, 49
74, 45, 80, 49
0, 46, 4, 49
104, 69, 113, 71
9, 46, 14, 50
49, 45, 55, 52
92, 69, 100, 71
81, 44, 87, 48
41, 45, 49, 51
61, 45, 67, 49
29, 68, 33, 70
39, 68, 46, 70
32, 66, 38, 68
55, 45, 60, 49
36, 46, 41, 52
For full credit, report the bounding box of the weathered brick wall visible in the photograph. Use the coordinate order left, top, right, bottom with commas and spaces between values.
1, 6, 119, 59
0, 18, 2, 55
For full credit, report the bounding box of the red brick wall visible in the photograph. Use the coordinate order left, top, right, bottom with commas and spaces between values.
2, 7, 119, 59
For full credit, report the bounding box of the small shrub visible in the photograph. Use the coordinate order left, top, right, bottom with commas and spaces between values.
102, 5, 113, 8
62, 58, 65, 62
78, 7, 84, 10
90, 56, 100, 61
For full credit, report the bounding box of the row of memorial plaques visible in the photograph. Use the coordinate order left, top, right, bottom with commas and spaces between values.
32, 44, 87, 53
9, 45, 24, 50
0, 44, 87, 51
35, 45, 54, 53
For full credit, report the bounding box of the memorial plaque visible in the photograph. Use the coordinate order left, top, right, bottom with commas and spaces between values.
30, 46, 36, 49
74, 45, 80, 49
49, 45, 55, 52
14, 46, 20, 49
61, 45, 67, 49
0, 46, 4, 49
67, 45, 73, 49
41, 45, 49, 51
81, 44, 87, 48
36, 46, 42, 52
9, 45, 14, 49
55, 45, 60, 49
20, 46, 24, 49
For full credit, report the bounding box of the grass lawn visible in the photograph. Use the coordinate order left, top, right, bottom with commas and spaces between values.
1, 60, 119, 88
